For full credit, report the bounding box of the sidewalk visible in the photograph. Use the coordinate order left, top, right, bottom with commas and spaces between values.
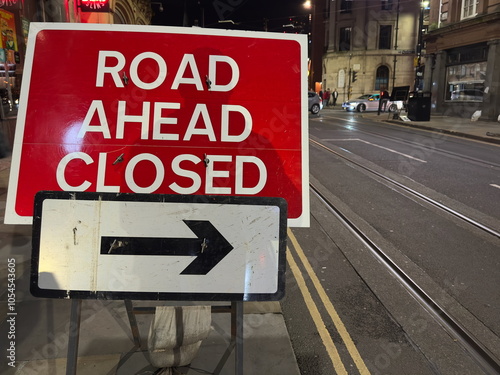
322, 106, 500, 145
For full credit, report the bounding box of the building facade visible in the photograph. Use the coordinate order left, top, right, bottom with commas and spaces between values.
424, 0, 500, 120
322, 0, 421, 103
0, 0, 152, 118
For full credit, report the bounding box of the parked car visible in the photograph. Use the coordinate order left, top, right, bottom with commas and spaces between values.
308, 91, 323, 114
342, 93, 397, 113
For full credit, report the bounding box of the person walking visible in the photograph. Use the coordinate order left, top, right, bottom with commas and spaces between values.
324, 89, 331, 107
378, 89, 390, 115
331, 89, 338, 106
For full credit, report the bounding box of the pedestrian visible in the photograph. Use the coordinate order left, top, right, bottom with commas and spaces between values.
378, 89, 390, 115
324, 89, 331, 107
331, 88, 338, 106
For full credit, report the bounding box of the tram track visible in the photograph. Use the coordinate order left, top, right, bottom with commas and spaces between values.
309, 137, 500, 374
310, 183, 500, 374
310, 138, 500, 239
350, 127, 500, 170
315, 114, 500, 169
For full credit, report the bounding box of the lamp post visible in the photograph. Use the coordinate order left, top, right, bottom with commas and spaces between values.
303, 0, 313, 90
392, 0, 400, 90
414, 0, 429, 91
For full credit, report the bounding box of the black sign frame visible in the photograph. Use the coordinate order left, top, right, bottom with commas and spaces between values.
390, 85, 411, 102
31, 191, 288, 301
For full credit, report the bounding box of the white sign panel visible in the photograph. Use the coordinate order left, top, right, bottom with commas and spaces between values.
31, 192, 287, 301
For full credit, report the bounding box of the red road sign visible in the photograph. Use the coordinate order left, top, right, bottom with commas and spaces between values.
5, 23, 309, 226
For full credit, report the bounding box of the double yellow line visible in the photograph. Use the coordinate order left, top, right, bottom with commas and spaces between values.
287, 228, 371, 375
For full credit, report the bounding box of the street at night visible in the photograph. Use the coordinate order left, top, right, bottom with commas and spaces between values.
1, 0, 499, 374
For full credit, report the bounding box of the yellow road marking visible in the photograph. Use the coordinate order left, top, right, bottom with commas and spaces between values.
287, 248, 348, 375
288, 228, 371, 375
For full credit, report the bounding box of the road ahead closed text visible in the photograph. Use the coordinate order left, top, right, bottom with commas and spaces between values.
60, 51, 266, 196
6, 24, 309, 226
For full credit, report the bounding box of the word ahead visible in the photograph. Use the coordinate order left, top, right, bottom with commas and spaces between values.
31, 192, 287, 301
100, 220, 233, 275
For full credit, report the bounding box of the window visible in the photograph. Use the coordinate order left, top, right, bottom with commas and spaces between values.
447, 44, 487, 64
379, 25, 392, 50
461, 0, 478, 19
375, 66, 389, 91
445, 61, 486, 101
339, 27, 351, 51
37, 0, 67, 22
340, 0, 352, 13
381, 0, 393, 10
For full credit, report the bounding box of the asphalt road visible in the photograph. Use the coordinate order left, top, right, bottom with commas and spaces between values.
281, 111, 500, 374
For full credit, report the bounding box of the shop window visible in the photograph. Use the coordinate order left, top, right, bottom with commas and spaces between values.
445, 61, 486, 101
375, 65, 389, 91
379, 25, 392, 50
339, 27, 351, 51
447, 44, 487, 65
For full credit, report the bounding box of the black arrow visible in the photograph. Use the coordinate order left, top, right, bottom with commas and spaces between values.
100, 220, 234, 275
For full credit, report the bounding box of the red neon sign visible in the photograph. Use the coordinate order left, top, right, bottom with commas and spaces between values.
80, 0, 110, 13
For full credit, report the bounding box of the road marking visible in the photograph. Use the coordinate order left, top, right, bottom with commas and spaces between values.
491, 184, 500, 190
287, 247, 349, 375
322, 138, 427, 163
288, 228, 371, 375
315, 115, 357, 122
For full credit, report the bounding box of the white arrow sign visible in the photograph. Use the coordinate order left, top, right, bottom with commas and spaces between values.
31, 192, 287, 301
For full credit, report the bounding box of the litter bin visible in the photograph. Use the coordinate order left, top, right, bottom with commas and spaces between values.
407, 91, 431, 121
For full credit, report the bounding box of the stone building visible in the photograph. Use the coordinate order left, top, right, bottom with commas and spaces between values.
321, 0, 422, 103
423, 0, 500, 120
0, 0, 152, 109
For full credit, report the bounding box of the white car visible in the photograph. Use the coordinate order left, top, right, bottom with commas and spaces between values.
342, 93, 397, 112
308, 91, 323, 114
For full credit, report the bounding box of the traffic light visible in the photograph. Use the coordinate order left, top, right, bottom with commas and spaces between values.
352, 71, 358, 82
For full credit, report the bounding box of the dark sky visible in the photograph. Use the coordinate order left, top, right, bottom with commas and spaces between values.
151, 0, 311, 33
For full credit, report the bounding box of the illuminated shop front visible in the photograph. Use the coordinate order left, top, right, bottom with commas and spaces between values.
445, 44, 487, 102
424, 3, 499, 121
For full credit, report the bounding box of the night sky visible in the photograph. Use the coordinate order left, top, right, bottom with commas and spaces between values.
151, 0, 311, 33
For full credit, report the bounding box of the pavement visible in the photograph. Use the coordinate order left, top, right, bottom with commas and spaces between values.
1, 110, 500, 375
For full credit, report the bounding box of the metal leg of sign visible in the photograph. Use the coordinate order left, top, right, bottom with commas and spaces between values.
66, 299, 82, 375
124, 300, 142, 349
213, 301, 244, 375
234, 301, 244, 375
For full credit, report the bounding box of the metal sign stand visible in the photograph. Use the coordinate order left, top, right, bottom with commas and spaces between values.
212, 301, 244, 375
65, 300, 245, 374
66, 299, 82, 375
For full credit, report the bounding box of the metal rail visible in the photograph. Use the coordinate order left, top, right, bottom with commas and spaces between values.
350, 126, 500, 169
310, 183, 500, 374
310, 138, 500, 239
309, 135, 500, 373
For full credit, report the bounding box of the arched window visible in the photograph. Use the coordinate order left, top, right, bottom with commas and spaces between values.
375, 65, 390, 91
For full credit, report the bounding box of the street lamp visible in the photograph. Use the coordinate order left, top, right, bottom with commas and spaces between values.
414, 0, 429, 91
